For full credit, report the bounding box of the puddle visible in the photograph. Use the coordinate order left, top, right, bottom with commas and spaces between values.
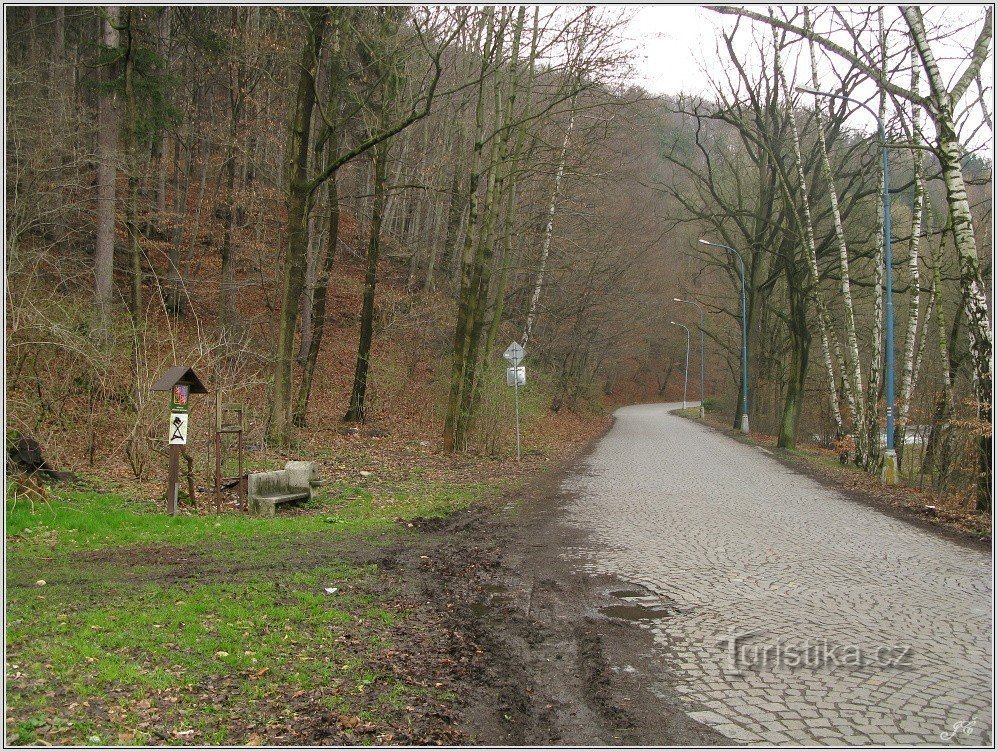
609, 589, 651, 599
469, 592, 512, 617
481, 583, 508, 594
601, 604, 675, 621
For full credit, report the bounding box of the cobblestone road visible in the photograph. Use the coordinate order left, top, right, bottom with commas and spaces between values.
562, 404, 993, 746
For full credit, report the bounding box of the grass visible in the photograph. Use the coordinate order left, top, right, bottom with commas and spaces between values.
5, 476, 496, 745
672, 407, 702, 419
7, 478, 487, 554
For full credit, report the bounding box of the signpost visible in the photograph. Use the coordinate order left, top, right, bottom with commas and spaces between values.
151, 366, 207, 515
503, 342, 526, 460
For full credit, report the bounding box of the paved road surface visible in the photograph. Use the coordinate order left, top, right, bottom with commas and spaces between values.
562, 404, 992, 746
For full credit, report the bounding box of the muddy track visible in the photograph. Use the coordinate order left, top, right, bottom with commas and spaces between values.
386, 434, 729, 746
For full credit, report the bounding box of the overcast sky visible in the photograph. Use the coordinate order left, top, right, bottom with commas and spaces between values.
624, 5, 716, 97
619, 4, 993, 150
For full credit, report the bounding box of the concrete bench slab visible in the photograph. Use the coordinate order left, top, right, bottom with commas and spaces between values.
247, 461, 320, 517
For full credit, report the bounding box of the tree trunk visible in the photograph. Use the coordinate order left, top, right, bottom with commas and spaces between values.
150, 7, 170, 232
344, 143, 388, 423
774, 34, 843, 438
294, 176, 340, 426
862, 14, 888, 472
266, 8, 326, 446
895, 48, 925, 465
523, 99, 575, 348
94, 6, 120, 320
443, 10, 492, 452
777, 305, 810, 450
807, 15, 866, 453
166, 119, 192, 316
219, 8, 242, 335
905, 6, 993, 511
123, 8, 143, 325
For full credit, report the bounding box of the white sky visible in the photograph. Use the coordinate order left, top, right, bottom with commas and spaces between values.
624, 5, 717, 98
621, 4, 993, 150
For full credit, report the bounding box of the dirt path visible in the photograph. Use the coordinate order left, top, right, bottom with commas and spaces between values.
387, 427, 727, 746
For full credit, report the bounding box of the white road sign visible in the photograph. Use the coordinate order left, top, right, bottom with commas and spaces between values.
169, 412, 189, 445
506, 366, 526, 387
504, 341, 526, 365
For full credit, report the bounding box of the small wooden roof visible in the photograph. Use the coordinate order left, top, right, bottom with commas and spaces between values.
151, 366, 208, 394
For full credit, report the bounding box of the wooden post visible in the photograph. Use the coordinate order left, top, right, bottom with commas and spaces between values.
214, 429, 222, 513
237, 429, 245, 510
183, 448, 196, 511
166, 444, 180, 516
152, 367, 207, 517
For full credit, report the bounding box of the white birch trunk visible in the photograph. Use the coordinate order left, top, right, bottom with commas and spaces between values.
773, 31, 843, 436
523, 102, 574, 348
806, 15, 865, 439
896, 47, 925, 446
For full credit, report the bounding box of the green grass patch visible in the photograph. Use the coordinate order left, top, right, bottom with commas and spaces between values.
5, 476, 493, 745
7, 476, 492, 554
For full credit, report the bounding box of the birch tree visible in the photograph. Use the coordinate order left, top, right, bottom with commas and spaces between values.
710, 4, 993, 509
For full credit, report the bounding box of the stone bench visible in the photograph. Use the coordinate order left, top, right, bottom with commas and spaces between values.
247, 461, 320, 517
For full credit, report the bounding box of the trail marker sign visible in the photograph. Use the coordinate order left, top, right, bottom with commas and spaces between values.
151, 366, 207, 515
169, 413, 189, 444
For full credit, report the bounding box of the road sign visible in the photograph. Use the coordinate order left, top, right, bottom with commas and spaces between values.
503, 341, 526, 365
169, 413, 189, 445
502, 342, 526, 461
506, 366, 526, 387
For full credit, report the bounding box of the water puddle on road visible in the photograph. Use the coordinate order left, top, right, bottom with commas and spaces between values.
469, 583, 512, 617
600, 603, 675, 621
609, 589, 650, 599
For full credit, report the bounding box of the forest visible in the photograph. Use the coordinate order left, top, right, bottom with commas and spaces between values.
5, 5, 994, 511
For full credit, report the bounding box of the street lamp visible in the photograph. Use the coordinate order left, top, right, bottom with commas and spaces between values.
797, 86, 896, 484
699, 238, 749, 433
674, 297, 706, 419
670, 321, 690, 410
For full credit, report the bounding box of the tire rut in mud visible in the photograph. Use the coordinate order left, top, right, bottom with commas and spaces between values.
391, 449, 729, 746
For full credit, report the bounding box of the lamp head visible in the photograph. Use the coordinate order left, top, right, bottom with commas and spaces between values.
698, 238, 710, 245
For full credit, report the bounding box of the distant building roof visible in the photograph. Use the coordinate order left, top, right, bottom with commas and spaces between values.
151, 366, 208, 394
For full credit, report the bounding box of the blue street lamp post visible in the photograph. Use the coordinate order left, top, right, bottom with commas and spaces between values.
798, 86, 896, 484
674, 297, 706, 418
699, 239, 749, 433
671, 321, 691, 410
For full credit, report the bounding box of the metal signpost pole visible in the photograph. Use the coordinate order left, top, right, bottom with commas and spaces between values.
675, 298, 706, 418
504, 342, 527, 462
699, 239, 749, 432
513, 354, 521, 461
671, 321, 690, 410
